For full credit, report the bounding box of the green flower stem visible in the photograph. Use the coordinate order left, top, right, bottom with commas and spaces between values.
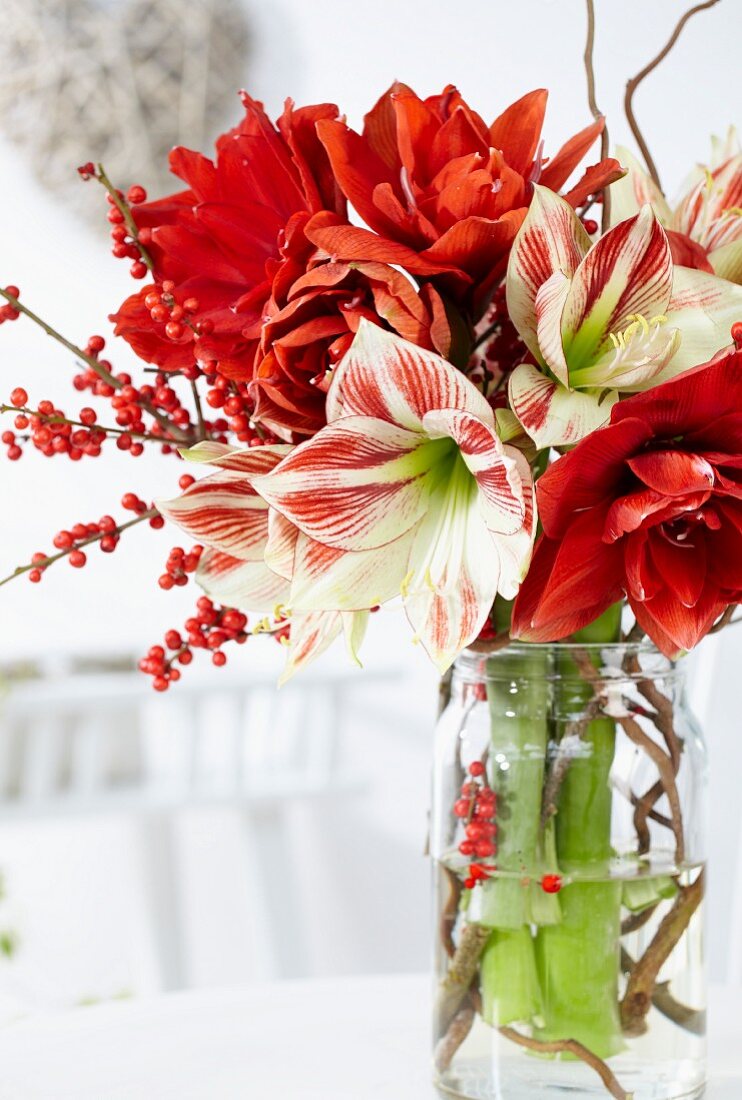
535, 604, 625, 1058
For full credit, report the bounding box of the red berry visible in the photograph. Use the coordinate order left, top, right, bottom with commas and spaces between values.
464, 877, 476, 890
165, 321, 184, 340
127, 185, 147, 205
541, 874, 563, 894
475, 841, 496, 858
88, 335, 105, 353
212, 651, 227, 667
130, 261, 147, 280
153, 676, 169, 692
458, 840, 475, 856
453, 798, 470, 818
468, 761, 486, 777
583, 218, 598, 234
69, 550, 87, 568
10, 387, 28, 408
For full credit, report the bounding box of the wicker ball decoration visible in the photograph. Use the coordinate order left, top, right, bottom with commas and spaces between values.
0, 0, 251, 218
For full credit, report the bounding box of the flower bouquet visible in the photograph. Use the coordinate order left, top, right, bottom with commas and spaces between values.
1, 1, 740, 1097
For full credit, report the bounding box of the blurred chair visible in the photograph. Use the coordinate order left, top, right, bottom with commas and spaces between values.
0, 654, 376, 989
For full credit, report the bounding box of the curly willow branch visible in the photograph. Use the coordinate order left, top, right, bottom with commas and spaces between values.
624, 0, 722, 192
583, 0, 611, 232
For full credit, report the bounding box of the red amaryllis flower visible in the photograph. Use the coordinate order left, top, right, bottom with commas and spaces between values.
308, 84, 624, 318
511, 348, 742, 656
110, 93, 347, 374
237, 212, 452, 437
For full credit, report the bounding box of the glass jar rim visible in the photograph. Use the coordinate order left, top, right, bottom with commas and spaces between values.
453, 640, 683, 685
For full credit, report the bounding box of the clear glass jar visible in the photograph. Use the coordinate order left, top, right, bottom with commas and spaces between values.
431, 643, 706, 1100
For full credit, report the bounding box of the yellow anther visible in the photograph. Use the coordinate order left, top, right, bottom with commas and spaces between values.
649, 314, 668, 326
424, 567, 436, 591
273, 602, 288, 620
400, 570, 415, 598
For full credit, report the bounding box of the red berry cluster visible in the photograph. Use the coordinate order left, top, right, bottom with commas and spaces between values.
453, 761, 498, 889
4, 385, 108, 461
158, 543, 203, 589
105, 184, 150, 279
0, 285, 21, 325
143, 282, 202, 349
140, 596, 249, 690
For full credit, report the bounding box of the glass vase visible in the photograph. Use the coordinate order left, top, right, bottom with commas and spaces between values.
431, 641, 706, 1100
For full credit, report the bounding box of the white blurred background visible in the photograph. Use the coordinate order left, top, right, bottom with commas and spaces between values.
0, 0, 739, 1015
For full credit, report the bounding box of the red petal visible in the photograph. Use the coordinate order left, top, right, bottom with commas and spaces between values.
540, 117, 604, 191
648, 530, 706, 607
489, 89, 548, 177
627, 450, 715, 496
634, 585, 726, 655
316, 119, 406, 242
666, 229, 714, 274
561, 158, 627, 208
537, 417, 652, 538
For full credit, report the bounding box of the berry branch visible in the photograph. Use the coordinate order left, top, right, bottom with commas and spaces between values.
89, 163, 154, 274
0, 501, 160, 589
0, 288, 192, 444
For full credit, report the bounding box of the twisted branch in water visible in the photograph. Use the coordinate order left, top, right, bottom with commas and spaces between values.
499, 1027, 631, 1100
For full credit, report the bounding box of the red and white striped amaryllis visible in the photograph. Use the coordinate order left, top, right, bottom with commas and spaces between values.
612, 130, 742, 283
506, 185, 742, 449
156, 442, 369, 682
253, 324, 536, 672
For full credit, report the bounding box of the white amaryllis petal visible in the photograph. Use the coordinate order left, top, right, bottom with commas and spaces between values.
420, 409, 525, 535
288, 529, 415, 612
610, 146, 672, 226
278, 611, 345, 685
495, 446, 537, 598
197, 548, 289, 612
534, 270, 571, 385
253, 416, 433, 552
562, 206, 673, 370
506, 185, 591, 363
403, 473, 501, 672
264, 510, 298, 580
509, 362, 617, 449
327, 322, 494, 430
180, 441, 292, 472
665, 265, 742, 374
343, 611, 369, 667
709, 238, 742, 284
157, 471, 271, 561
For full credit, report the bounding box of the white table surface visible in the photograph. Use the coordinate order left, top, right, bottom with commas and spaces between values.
0, 974, 738, 1099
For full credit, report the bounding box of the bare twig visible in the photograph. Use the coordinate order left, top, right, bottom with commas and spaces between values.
434, 1003, 476, 1073
624, 0, 722, 192
500, 1027, 631, 1100
435, 923, 490, 1038
620, 869, 705, 1034
621, 947, 706, 1036
583, 0, 611, 231
617, 712, 685, 864
540, 694, 604, 828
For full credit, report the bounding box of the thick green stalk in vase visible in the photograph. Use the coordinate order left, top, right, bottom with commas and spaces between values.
534, 604, 625, 1058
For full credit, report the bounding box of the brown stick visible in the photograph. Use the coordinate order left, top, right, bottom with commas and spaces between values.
621, 903, 659, 936
500, 1027, 631, 1100
434, 1003, 476, 1073
583, 0, 611, 231
615, 713, 685, 865
435, 923, 490, 1037
439, 865, 461, 960
621, 947, 706, 1036
620, 869, 704, 1034
624, 0, 722, 192
540, 694, 604, 828
710, 603, 738, 633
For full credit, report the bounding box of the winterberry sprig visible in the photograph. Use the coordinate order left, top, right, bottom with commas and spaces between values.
453, 760, 498, 889
140, 596, 250, 690
0, 498, 162, 588
78, 162, 154, 277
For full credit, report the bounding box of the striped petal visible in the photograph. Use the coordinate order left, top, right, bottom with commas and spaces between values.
709, 238, 742, 284
288, 529, 414, 612
265, 510, 298, 580
157, 470, 270, 561
534, 270, 571, 385
562, 206, 673, 371
610, 146, 672, 226
253, 415, 432, 551
278, 610, 343, 685
180, 441, 292, 472
495, 446, 538, 598
509, 362, 617, 448
506, 185, 591, 363
327, 322, 494, 429
665, 265, 742, 374
404, 481, 500, 672
421, 409, 525, 535
196, 548, 289, 612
